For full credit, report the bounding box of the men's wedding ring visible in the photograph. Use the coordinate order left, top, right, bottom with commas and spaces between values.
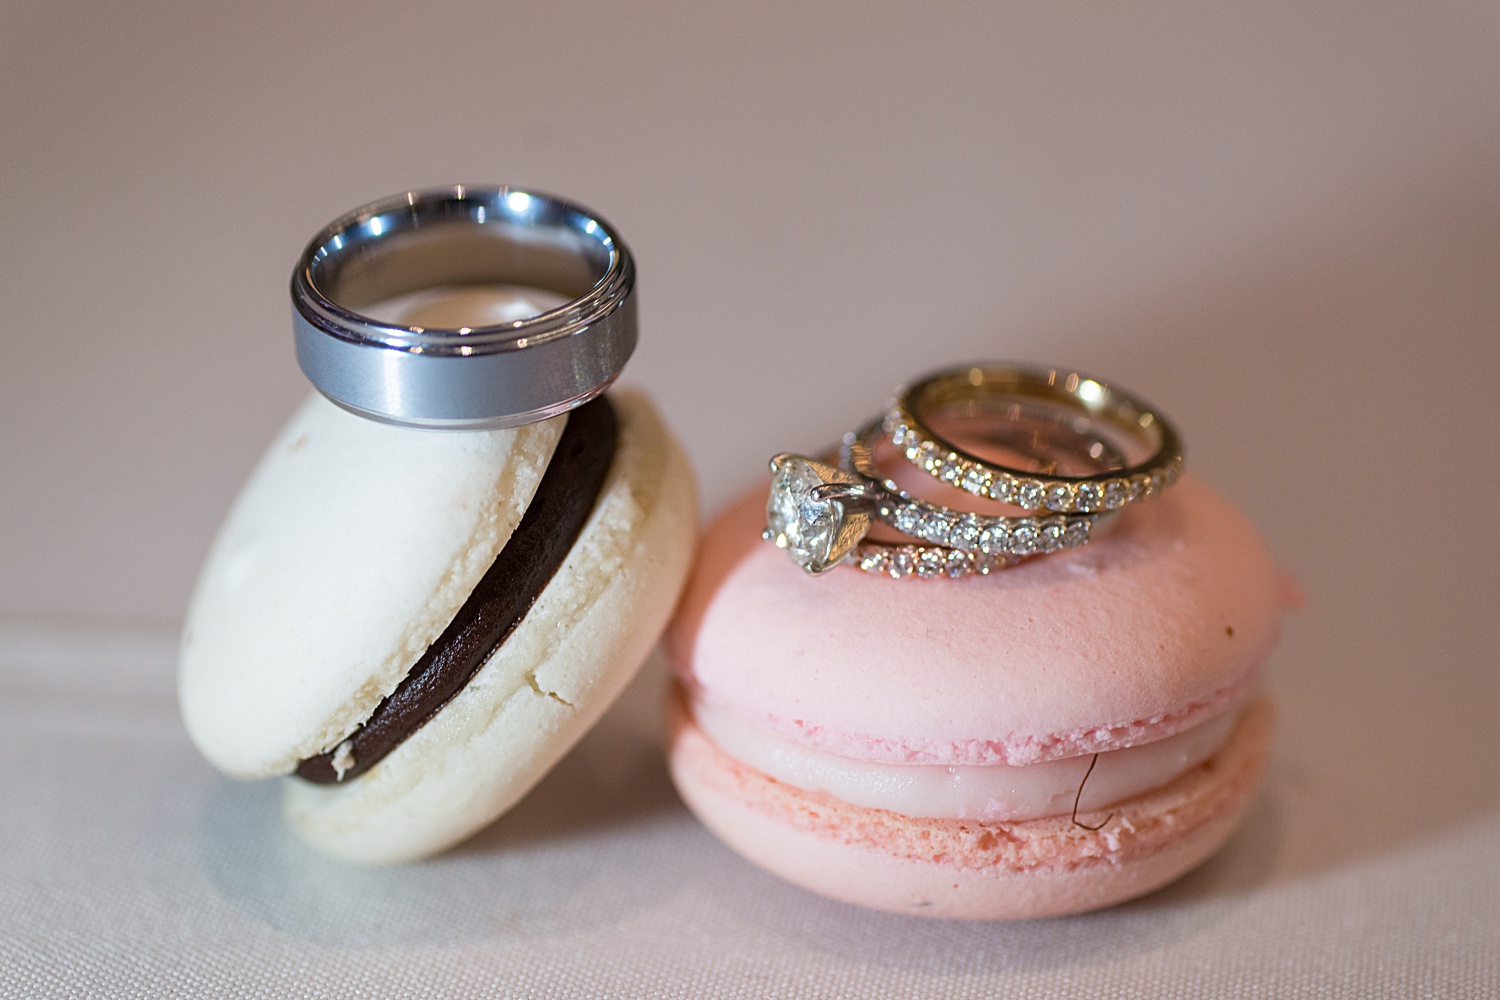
292, 185, 636, 429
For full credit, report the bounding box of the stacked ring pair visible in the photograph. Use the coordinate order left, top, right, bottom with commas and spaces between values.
764, 365, 1184, 579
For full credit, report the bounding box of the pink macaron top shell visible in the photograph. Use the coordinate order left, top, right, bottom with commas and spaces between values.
667, 475, 1283, 767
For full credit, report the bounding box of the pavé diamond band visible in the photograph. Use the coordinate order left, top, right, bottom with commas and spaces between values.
839, 419, 1105, 556
888, 365, 1183, 514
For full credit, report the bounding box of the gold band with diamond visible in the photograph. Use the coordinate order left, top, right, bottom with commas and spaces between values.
887, 364, 1184, 514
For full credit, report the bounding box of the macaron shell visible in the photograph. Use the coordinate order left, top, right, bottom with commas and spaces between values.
179, 393, 563, 779
283, 389, 698, 864
669, 475, 1280, 766
668, 693, 1272, 920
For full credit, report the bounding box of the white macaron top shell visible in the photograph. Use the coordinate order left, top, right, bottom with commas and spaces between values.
178, 393, 563, 779
283, 389, 699, 863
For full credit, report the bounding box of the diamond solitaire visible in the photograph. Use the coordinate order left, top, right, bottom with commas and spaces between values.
763, 454, 872, 574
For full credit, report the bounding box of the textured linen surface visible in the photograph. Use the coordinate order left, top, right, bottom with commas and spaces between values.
3, 627, 1497, 1000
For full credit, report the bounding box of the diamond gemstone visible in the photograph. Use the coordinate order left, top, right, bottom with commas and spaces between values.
765, 458, 843, 572
893, 504, 924, 538
948, 514, 983, 550
916, 548, 945, 578
977, 523, 1008, 555
944, 550, 970, 577
962, 466, 992, 495
1075, 482, 1104, 512
1014, 480, 1045, 509
1103, 480, 1127, 509
891, 548, 916, 578
1038, 519, 1066, 553
1063, 520, 1090, 548
989, 477, 1013, 502
1043, 484, 1073, 511
919, 510, 954, 544
1010, 521, 1039, 555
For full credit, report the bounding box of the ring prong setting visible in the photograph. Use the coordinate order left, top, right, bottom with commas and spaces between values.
764, 454, 873, 575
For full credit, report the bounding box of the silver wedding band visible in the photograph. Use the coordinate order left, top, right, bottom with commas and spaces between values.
292, 185, 637, 429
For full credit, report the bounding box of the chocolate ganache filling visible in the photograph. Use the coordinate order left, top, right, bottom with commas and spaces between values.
295, 395, 618, 784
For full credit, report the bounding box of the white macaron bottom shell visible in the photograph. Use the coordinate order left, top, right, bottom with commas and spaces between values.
282, 390, 698, 864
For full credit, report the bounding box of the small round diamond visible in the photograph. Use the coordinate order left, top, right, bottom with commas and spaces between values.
890, 548, 916, 578
1038, 519, 1066, 553
1103, 479, 1127, 509
944, 550, 970, 577
989, 476, 1013, 502
977, 523, 1008, 554
1014, 480, 1044, 509
1043, 484, 1073, 512
919, 511, 953, 544
1009, 521, 1039, 556
962, 466, 992, 495
916, 548, 946, 578
1075, 482, 1104, 512
859, 549, 891, 574
948, 514, 983, 550
1126, 476, 1147, 503
1063, 519, 1091, 548
893, 505, 924, 538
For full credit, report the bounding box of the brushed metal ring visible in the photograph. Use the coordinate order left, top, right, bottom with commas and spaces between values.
291, 184, 636, 429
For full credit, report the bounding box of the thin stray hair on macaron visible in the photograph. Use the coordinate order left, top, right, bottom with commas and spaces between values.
1071, 753, 1114, 831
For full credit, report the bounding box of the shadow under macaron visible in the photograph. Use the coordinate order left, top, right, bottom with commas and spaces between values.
195, 654, 691, 948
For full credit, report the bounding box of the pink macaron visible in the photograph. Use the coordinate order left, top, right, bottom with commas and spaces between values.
665, 473, 1285, 919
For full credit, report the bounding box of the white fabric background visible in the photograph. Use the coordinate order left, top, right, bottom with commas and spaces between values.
3, 2, 1499, 996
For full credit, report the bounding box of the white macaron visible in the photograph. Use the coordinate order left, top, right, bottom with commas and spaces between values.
179, 290, 697, 863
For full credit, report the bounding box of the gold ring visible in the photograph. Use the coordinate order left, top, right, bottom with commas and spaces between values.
888, 364, 1183, 513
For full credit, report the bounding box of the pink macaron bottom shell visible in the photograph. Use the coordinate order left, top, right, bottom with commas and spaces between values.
668, 688, 1272, 920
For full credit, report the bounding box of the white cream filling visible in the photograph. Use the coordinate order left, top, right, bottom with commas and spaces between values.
692, 697, 1239, 822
